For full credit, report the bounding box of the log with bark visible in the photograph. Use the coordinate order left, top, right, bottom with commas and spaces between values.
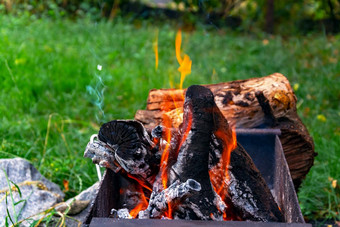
134, 73, 316, 189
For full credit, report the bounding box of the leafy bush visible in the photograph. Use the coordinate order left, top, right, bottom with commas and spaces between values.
1, 0, 340, 33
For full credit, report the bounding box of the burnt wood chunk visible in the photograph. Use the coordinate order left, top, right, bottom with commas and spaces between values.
134, 73, 316, 190
85, 120, 160, 189
228, 145, 285, 222
166, 85, 225, 220
210, 90, 284, 222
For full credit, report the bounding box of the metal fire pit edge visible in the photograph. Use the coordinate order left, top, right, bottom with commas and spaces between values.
84, 129, 310, 227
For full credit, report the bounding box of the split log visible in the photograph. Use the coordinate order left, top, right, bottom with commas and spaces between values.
134, 73, 316, 189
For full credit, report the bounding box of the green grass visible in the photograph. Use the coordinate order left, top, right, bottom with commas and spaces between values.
0, 15, 339, 221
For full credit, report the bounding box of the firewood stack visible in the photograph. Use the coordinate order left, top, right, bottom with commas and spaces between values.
85, 84, 288, 221
135, 73, 316, 190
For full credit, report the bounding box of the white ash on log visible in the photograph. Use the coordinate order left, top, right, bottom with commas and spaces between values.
134, 73, 316, 189
84, 120, 161, 190
110, 208, 131, 219
138, 179, 201, 219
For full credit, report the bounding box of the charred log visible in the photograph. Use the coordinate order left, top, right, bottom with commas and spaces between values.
228, 146, 284, 222
210, 89, 284, 222
165, 85, 225, 220
84, 120, 161, 190
110, 208, 131, 219
163, 85, 284, 221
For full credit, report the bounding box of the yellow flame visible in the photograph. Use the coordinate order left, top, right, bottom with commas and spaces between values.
153, 30, 159, 70
175, 30, 192, 89
175, 30, 183, 64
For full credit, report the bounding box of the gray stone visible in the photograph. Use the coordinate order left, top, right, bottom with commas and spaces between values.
60, 182, 99, 226
0, 158, 64, 226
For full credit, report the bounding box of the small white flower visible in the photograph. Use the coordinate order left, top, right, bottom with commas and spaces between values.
97, 64, 102, 71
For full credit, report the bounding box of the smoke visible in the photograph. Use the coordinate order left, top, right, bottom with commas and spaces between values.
86, 64, 106, 123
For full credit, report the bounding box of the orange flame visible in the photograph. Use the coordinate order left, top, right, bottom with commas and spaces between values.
208, 125, 237, 221
175, 29, 192, 90
127, 173, 152, 192
209, 125, 237, 210
158, 89, 191, 219
159, 30, 192, 192
127, 29, 194, 219
129, 186, 149, 218
175, 30, 183, 65
153, 30, 159, 70
160, 113, 172, 189
158, 94, 175, 219
176, 109, 192, 157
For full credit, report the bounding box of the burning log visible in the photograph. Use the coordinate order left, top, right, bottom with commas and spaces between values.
209, 87, 284, 222
134, 73, 316, 189
226, 145, 285, 222
163, 85, 284, 221
162, 85, 227, 220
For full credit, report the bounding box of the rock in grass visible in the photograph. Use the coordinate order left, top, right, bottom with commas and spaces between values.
62, 182, 99, 226
0, 158, 64, 226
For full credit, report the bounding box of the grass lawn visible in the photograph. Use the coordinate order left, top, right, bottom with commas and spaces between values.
0, 15, 339, 221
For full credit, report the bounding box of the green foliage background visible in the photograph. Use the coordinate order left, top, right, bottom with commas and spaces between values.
1, 0, 340, 33
0, 0, 339, 223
